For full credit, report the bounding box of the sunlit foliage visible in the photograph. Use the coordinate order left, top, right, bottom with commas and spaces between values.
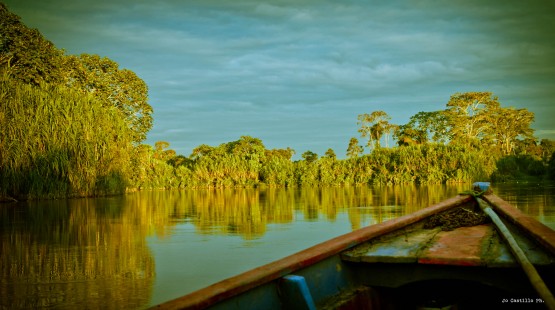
346, 137, 364, 158
132, 88, 552, 190
0, 73, 133, 199
0, 4, 152, 200
1, 2, 553, 200
395, 111, 449, 145
357, 110, 393, 151
62, 54, 152, 142
1, 4, 152, 142
131, 138, 498, 189
0, 3, 63, 85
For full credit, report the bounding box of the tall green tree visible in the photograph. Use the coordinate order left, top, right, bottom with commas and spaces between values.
226, 136, 266, 161
357, 110, 391, 150
0, 3, 63, 85
398, 111, 450, 145
301, 151, 318, 164
1, 4, 152, 143
487, 107, 535, 155
357, 113, 374, 150
346, 137, 363, 158
324, 148, 337, 160
190, 144, 215, 161
444, 92, 500, 145
62, 54, 152, 142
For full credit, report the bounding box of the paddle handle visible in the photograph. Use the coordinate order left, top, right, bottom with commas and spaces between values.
477, 198, 555, 310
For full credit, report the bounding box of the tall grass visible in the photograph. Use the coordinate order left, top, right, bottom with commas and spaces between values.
0, 73, 132, 199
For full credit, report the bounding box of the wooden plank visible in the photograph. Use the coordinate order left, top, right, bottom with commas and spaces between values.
484, 216, 555, 267
477, 197, 555, 309
344, 219, 555, 268
418, 224, 492, 266
483, 193, 555, 256
342, 227, 440, 263
483, 228, 519, 267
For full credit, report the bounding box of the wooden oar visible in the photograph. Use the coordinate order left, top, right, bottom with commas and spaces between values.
476, 197, 555, 310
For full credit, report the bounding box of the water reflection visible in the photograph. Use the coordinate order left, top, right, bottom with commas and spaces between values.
492, 182, 555, 229
123, 184, 469, 240
1, 183, 553, 309
0, 198, 155, 309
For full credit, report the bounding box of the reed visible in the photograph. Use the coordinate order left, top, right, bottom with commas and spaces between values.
0, 73, 133, 199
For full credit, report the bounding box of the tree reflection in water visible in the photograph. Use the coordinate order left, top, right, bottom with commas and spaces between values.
0, 198, 155, 309
2, 182, 553, 309
125, 183, 469, 240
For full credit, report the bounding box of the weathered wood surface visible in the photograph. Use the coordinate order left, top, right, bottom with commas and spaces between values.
342, 210, 555, 268
419, 225, 491, 266
484, 193, 555, 256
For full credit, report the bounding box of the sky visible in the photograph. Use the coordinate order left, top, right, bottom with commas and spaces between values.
4, 0, 555, 159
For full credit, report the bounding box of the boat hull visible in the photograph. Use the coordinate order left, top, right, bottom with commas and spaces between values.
152, 193, 555, 310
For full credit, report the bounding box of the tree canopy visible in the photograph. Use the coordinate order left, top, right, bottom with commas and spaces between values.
0, 3, 63, 85
395, 111, 449, 145
0, 3, 152, 143
346, 137, 363, 158
444, 92, 500, 145
357, 110, 392, 151
359, 91, 537, 156
62, 54, 152, 142
0, 4, 152, 199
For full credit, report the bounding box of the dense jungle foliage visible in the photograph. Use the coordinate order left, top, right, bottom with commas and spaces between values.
129, 136, 554, 190
0, 74, 133, 199
1, 3, 554, 200
1, 4, 146, 200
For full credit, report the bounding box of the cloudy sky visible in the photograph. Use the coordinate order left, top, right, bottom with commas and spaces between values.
4, 0, 555, 159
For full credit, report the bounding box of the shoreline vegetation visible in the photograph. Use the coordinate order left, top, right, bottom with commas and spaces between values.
1, 3, 555, 201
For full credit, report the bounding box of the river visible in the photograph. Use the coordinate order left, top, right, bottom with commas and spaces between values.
1, 182, 554, 309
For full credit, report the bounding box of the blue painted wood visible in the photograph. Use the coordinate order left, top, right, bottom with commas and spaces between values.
210, 281, 282, 310
295, 254, 354, 305
279, 275, 317, 310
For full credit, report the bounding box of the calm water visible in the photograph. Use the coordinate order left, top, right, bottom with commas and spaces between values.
1, 183, 554, 309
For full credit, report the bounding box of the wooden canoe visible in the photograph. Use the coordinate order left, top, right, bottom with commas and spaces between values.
151, 183, 555, 310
